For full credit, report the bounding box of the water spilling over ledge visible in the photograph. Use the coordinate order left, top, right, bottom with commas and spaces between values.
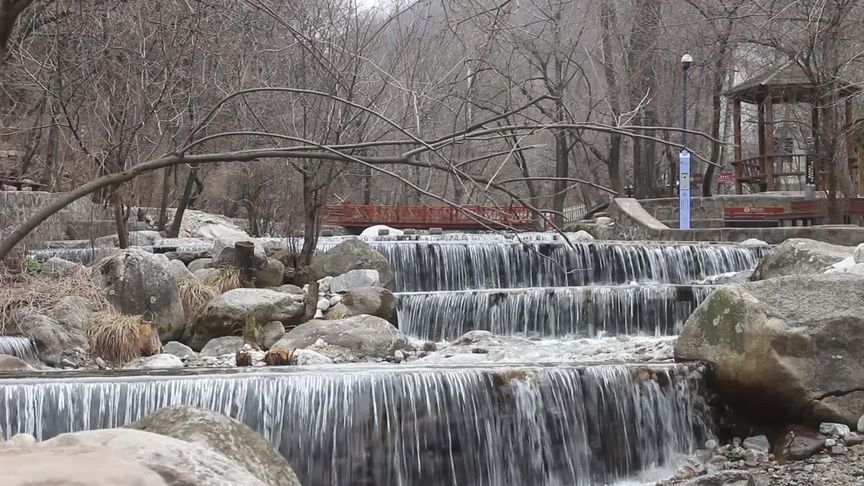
0, 363, 711, 486
396, 285, 716, 341
375, 241, 767, 292
0, 337, 39, 364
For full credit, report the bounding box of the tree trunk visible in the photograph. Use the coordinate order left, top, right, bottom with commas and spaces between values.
600, 0, 623, 193
234, 241, 256, 287
110, 189, 129, 249
627, 0, 661, 198
300, 172, 319, 267
167, 163, 199, 238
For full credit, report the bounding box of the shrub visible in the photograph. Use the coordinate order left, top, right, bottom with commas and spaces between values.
87, 310, 149, 365
204, 266, 241, 294
177, 278, 219, 321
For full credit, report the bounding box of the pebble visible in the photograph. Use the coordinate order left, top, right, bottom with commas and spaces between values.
705, 439, 718, 450
743, 435, 770, 453
393, 350, 405, 363
826, 438, 837, 447
820, 422, 851, 438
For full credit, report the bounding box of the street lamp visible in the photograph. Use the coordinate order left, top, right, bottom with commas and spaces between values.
679, 53, 694, 230
681, 53, 693, 147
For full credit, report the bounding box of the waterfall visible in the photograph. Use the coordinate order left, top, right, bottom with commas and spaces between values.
373, 241, 767, 292
0, 363, 710, 486
0, 337, 39, 364
396, 285, 716, 341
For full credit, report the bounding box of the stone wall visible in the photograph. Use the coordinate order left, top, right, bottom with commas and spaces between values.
639, 193, 805, 224
0, 191, 113, 247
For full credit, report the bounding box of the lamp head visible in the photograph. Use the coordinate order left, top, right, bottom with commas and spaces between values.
681, 53, 694, 71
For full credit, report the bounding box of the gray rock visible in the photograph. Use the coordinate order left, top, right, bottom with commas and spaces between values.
200, 336, 247, 357
212, 239, 264, 266
187, 258, 213, 274
844, 432, 863, 446
341, 287, 396, 321
740, 238, 768, 246
329, 294, 342, 306
316, 298, 331, 311
752, 238, 853, 280
330, 269, 381, 293
188, 289, 305, 351
742, 435, 770, 453
40, 257, 85, 277
855, 243, 864, 264
595, 216, 612, 226
0, 354, 33, 371
323, 303, 350, 320
569, 230, 595, 242
9, 310, 88, 366
272, 314, 409, 360
858, 415, 864, 433
679, 470, 755, 486
124, 354, 184, 369
292, 348, 333, 365
128, 406, 300, 486
162, 341, 196, 359
255, 258, 285, 288
829, 444, 847, 455
310, 239, 392, 285
825, 438, 837, 447
274, 284, 303, 294
193, 268, 219, 281
0, 445, 168, 486
819, 422, 851, 438
676, 274, 864, 426
91, 249, 186, 341
261, 321, 285, 350
95, 230, 163, 248
165, 259, 194, 282
318, 276, 332, 293
42, 428, 267, 485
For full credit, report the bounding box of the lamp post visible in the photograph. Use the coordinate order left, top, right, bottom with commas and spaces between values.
679, 53, 693, 230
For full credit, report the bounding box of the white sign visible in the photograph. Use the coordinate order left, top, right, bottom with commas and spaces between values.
679, 150, 691, 230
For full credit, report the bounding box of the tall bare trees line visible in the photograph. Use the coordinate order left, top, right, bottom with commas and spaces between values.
2, 0, 864, 260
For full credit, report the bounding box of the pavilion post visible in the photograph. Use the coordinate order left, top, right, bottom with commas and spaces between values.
764, 96, 775, 191
733, 98, 743, 194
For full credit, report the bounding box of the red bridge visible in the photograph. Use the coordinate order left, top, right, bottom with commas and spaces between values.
323, 203, 539, 230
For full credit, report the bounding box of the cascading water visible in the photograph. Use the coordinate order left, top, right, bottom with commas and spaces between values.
396, 285, 716, 341
0, 363, 710, 486
0, 337, 39, 364
373, 241, 767, 292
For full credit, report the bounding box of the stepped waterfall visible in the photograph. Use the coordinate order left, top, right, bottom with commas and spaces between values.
11, 236, 769, 484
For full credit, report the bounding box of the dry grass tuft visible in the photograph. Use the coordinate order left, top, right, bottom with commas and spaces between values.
0, 269, 109, 333
204, 266, 242, 294
178, 278, 219, 321
87, 310, 147, 365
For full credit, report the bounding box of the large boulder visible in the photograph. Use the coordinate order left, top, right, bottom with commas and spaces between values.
341, 287, 396, 321
310, 239, 392, 285
91, 249, 186, 341
40, 257, 85, 278
330, 269, 380, 293
0, 446, 169, 486
124, 354, 184, 370
200, 336, 247, 357
676, 274, 864, 426
271, 314, 409, 360
187, 289, 305, 351
752, 238, 853, 280
128, 406, 301, 486
187, 258, 212, 274
0, 354, 34, 371
9, 297, 92, 366
42, 428, 268, 485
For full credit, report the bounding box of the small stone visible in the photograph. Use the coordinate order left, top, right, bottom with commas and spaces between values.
825, 438, 837, 447
393, 350, 405, 363
235, 349, 252, 367
743, 449, 762, 466
820, 422, 851, 438
830, 444, 847, 455
162, 341, 196, 359
471, 347, 489, 354
857, 415, 864, 434
845, 432, 863, 446
329, 294, 342, 306
314, 309, 324, 319
94, 357, 108, 369
705, 439, 718, 450
421, 342, 437, 352
743, 435, 770, 453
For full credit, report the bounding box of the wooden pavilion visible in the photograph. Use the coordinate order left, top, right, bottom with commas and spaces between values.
725, 61, 862, 195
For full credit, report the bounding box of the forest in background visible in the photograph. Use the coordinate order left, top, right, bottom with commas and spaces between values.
2, 0, 864, 248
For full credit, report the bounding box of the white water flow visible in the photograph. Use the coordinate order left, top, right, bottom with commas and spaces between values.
373, 241, 767, 292
396, 285, 716, 341
0, 363, 710, 486
0, 336, 39, 364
